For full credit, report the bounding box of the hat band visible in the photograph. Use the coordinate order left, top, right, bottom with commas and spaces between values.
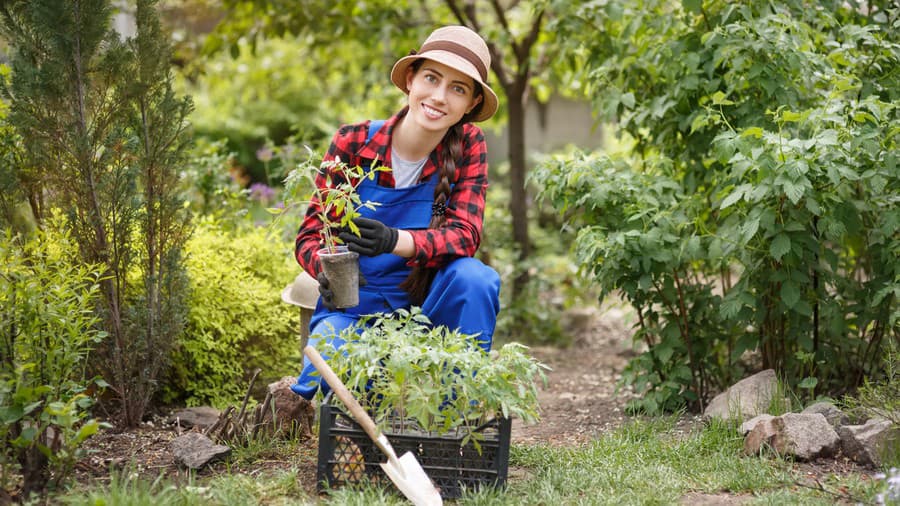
417, 40, 488, 82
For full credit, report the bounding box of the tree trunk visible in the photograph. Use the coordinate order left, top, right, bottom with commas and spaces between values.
506, 80, 530, 296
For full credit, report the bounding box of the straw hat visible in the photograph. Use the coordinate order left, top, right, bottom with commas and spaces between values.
281, 271, 320, 309
390, 25, 498, 122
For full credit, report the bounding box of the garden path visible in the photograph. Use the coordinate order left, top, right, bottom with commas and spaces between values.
510, 300, 641, 446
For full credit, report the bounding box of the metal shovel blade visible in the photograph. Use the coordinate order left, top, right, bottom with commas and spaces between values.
380, 451, 443, 506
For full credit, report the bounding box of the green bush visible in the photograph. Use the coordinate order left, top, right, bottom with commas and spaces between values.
2, 0, 193, 427
163, 217, 300, 407
0, 226, 107, 498
538, 1, 900, 412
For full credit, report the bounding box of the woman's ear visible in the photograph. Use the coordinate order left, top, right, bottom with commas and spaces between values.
468, 94, 484, 114
405, 67, 415, 92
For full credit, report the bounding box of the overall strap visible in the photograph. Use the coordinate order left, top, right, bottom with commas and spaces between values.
366, 120, 385, 145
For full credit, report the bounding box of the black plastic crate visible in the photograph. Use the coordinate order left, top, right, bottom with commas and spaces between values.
316, 401, 512, 499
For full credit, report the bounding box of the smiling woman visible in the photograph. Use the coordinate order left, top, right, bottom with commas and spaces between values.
291, 25, 502, 401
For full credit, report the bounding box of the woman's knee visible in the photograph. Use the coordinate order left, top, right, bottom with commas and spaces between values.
437, 257, 500, 295
309, 313, 359, 339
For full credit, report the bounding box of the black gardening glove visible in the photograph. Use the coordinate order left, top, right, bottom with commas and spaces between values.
317, 271, 367, 311
338, 217, 399, 257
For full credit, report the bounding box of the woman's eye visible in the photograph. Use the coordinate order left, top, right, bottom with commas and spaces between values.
453, 85, 468, 95
424, 74, 437, 83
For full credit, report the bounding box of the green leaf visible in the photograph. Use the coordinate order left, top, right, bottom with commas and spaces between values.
690, 113, 709, 133
782, 180, 804, 204
0, 406, 24, 424
75, 420, 101, 443
621, 92, 635, 109
770, 234, 790, 261
742, 216, 760, 243
711, 91, 734, 106
798, 377, 818, 389
731, 334, 758, 360
720, 185, 746, 209
682, 0, 702, 13
781, 281, 800, 308
740, 126, 764, 139
655, 342, 675, 363
780, 110, 804, 122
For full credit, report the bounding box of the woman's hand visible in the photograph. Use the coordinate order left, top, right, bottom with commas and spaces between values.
339, 217, 399, 256
317, 271, 366, 311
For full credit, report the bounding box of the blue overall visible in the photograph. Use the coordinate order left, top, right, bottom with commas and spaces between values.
291, 123, 501, 400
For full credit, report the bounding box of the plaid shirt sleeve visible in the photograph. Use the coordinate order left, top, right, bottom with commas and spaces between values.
294, 123, 369, 276
407, 123, 488, 269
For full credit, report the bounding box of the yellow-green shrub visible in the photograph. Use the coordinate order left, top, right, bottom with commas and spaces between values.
163, 218, 302, 407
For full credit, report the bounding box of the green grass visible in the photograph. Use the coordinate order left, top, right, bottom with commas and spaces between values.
54, 417, 881, 505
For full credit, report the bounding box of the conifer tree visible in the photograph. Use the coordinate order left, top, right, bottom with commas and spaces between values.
0, 0, 191, 427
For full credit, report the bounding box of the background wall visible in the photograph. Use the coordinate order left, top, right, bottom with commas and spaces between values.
484, 95, 605, 168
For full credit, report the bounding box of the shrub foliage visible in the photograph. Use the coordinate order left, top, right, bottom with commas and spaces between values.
163, 218, 299, 408
0, 0, 192, 426
535, 0, 900, 412
0, 228, 106, 498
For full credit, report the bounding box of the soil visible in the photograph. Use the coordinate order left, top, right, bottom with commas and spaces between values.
61, 298, 874, 502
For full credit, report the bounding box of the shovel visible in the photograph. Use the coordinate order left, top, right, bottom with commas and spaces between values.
304, 345, 443, 506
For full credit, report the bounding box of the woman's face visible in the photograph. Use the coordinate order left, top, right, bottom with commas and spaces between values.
405, 60, 483, 133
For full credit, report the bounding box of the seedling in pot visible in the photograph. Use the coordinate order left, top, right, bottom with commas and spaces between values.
280, 148, 386, 253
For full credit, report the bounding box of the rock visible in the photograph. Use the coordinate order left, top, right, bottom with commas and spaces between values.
801, 402, 849, 428
705, 369, 777, 423
741, 414, 775, 436
171, 432, 231, 469
169, 406, 221, 429
563, 307, 595, 344
259, 376, 316, 438
743, 416, 779, 455
838, 418, 898, 467
744, 413, 840, 460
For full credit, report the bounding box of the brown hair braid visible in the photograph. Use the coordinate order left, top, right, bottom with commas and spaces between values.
400, 61, 485, 305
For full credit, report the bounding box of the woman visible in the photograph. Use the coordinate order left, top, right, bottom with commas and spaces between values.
291, 25, 501, 400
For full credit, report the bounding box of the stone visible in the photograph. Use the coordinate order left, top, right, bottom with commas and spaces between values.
259, 376, 315, 438
171, 432, 231, 469
743, 416, 779, 455
801, 402, 849, 428
741, 414, 775, 436
169, 406, 221, 429
704, 369, 777, 423
744, 413, 840, 460
838, 418, 898, 467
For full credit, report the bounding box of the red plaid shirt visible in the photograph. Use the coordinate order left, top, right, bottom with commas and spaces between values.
295, 107, 489, 276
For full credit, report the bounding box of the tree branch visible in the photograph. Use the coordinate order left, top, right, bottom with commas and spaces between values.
517, 9, 545, 67
489, 0, 510, 34
463, 2, 481, 32
443, 0, 467, 25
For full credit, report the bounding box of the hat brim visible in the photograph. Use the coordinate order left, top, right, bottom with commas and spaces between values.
391, 52, 498, 122
281, 285, 301, 306
281, 271, 320, 308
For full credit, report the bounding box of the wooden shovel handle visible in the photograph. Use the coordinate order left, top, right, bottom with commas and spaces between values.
304, 345, 382, 443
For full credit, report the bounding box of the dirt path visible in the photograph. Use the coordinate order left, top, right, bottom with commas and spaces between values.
511, 302, 638, 445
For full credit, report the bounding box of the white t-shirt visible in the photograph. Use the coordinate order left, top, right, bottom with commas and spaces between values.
391, 152, 427, 188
